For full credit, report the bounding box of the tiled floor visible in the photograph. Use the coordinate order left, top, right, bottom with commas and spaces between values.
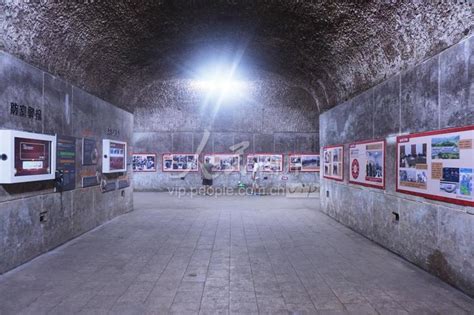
0, 193, 473, 314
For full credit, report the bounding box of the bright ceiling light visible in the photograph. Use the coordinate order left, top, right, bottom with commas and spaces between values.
189, 63, 248, 100
190, 79, 247, 92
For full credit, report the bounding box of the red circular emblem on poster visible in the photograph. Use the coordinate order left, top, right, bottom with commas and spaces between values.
351, 159, 360, 179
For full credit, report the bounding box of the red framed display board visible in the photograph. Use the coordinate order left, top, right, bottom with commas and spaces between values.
322, 145, 344, 181
396, 126, 474, 207
288, 154, 320, 172
162, 153, 199, 172
203, 154, 240, 172
132, 153, 157, 172
349, 139, 385, 189
246, 154, 283, 172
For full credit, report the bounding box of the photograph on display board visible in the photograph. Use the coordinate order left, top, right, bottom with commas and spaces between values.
349, 140, 385, 189
323, 146, 344, 181
289, 154, 320, 172
204, 154, 240, 172
246, 154, 283, 172
132, 154, 157, 172
459, 168, 473, 196
431, 136, 460, 160
399, 143, 427, 168
396, 126, 474, 206
163, 154, 199, 172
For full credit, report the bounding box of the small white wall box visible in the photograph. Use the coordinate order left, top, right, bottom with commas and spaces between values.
102, 139, 127, 173
0, 130, 57, 184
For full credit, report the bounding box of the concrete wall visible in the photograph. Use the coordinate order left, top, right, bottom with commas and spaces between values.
0, 51, 134, 274
320, 35, 474, 297
133, 75, 320, 191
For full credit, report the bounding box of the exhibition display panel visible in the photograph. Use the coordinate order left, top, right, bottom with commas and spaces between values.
0, 130, 56, 183
396, 126, 474, 206
102, 139, 127, 173
246, 154, 283, 172
288, 154, 320, 172
204, 154, 240, 172
162, 153, 199, 172
323, 145, 344, 181
132, 153, 157, 172
349, 140, 385, 189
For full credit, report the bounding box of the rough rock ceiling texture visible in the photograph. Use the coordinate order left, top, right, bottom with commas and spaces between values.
1, 1, 472, 112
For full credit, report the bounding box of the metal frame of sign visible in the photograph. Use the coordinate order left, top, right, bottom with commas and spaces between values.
322, 145, 344, 182
348, 139, 386, 190
288, 153, 321, 172
396, 125, 474, 207
203, 153, 241, 172
162, 153, 200, 172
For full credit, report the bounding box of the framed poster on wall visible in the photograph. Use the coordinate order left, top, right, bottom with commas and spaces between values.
246, 154, 283, 172
132, 153, 157, 172
162, 153, 199, 172
349, 140, 385, 189
396, 126, 474, 206
289, 154, 320, 172
322, 145, 344, 181
203, 154, 240, 172
82, 138, 98, 165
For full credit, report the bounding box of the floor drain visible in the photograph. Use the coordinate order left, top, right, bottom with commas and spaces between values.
188, 273, 197, 277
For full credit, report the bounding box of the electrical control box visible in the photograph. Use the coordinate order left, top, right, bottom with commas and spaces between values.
102, 139, 127, 173
0, 130, 57, 184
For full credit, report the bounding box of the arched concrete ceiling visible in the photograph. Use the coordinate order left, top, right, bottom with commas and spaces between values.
1, 1, 472, 112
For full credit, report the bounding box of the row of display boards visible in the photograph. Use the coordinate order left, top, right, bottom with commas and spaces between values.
132, 153, 321, 173
0, 130, 128, 190
323, 126, 474, 207
2, 126, 470, 206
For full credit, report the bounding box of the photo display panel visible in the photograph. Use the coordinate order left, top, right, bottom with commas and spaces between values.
323, 145, 344, 181
397, 126, 474, 206
162, 153, 199, 172
15, 137, 52, 177
204, 154, 240, 172
246, 154, 283, 172
289, 154, 320, 172
109, 142, 126, 171
132, 153, 157, 172
349, 140, 385, 189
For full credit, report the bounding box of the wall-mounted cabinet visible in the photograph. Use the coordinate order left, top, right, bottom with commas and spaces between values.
0, 130, 57, 184
102, 139, 127, 173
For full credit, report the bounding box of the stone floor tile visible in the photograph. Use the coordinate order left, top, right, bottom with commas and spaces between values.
0, 193, 472, 315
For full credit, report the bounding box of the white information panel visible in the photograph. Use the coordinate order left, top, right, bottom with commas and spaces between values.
102, 139, 127, 173
396, 126, 474, 206
0, 130, 56, 183
322, 145, 344, 181
349, 140, 385, 189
